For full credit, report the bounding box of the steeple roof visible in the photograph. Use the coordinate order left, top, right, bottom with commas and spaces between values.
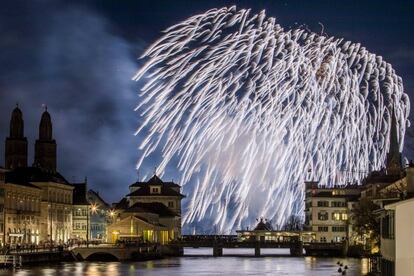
9, 106, 24, 138
386, 107, 402, 175
39, 110, 53, 141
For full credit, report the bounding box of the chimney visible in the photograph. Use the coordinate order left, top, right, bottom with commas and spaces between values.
406, 161, 414, 198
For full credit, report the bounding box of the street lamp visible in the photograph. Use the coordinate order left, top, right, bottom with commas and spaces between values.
108, 209, 116, 221
106, 209, 116, 244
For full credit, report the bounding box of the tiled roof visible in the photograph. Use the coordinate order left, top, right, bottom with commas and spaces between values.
72, 182, 89, 205
125, 202, 178, 217
113, 197, 129, 210
88, 189, 110, 208
129, 175, 180, 188
134, 216, 166, 227
311, 191, 360, 199
5, 167, 69, 188
127, 175, 184, 198
362, 170, 403, 185
127, 186, 184, 197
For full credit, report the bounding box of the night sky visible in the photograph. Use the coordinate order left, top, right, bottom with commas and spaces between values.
1, 0, 413, 205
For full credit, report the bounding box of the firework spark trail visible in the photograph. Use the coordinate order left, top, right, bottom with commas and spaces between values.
133, 6, 410, 233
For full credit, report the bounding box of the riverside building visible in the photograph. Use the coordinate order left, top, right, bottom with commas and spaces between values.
2, 106, 74, 245
304, 181, 360, 243
72, 182, 90, 241
108, 175, 184, 244
87, 189, 110, 242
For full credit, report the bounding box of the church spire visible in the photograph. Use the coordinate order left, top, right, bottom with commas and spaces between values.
5, 105, 28, 169
39, 108, 53, 141
386, 107, 402, 176
34, 107, 57, 172
10, 104, 24, 138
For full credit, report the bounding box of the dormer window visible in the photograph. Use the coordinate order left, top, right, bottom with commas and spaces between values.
150, 185, 161, 194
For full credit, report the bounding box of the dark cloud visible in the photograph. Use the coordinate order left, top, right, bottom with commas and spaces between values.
0, 1, 144, 203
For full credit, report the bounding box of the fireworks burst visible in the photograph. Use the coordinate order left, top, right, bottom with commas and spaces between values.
133, 7, 410, 233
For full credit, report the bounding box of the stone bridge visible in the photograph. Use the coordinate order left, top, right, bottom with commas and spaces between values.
71, 246, 155, 261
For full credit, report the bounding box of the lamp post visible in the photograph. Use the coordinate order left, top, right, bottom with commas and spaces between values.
2, 206, 6, 247
108, 209, 116, 223
107, 210, 116, 244
48, 204, 53, 246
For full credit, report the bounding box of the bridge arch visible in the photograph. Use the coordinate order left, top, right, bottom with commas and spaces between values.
84, 252, 119, 261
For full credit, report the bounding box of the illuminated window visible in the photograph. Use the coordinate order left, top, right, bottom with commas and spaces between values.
332, 212, 341, 221
160, 230, 169, 244
143, 230, 154, 242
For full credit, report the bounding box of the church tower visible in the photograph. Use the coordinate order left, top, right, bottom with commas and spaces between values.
5, 105, 28, 169
386, 108, 402, 176
34, 108, 57, 172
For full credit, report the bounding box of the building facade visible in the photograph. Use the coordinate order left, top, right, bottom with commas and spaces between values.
88, 189, 110, 241
381, 197, 414, 276
108, 175, 184, 244
304, 181, 360, 243
72, 182, 89, 241
0, 167, 43, 245
72, 183, 111, 242
2, 107, 74, 245
3, 179, 42, 245
376, 164, 414, 276
0, 168, 5, 245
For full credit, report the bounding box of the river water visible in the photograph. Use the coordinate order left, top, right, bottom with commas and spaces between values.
1, 248, 368, 275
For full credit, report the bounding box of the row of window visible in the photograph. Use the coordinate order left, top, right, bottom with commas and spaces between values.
90, 224, 105, 231
73, 223, 106, 231
6, 228, 39, 234
74, 223, 87, 230
316, 201, 347, 207
48, 190, 72, 204
74, 208, 88, 217
319, 236, 345, 242
317, 226, 346, 232
8, 216, 39, 225
317, 211, 348, 221
6, 193, 40, 212
51, 213, 71, 223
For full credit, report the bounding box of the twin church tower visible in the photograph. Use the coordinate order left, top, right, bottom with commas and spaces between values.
5, 105, 56, 171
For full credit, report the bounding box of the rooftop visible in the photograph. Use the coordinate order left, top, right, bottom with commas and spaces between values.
72, 182, 89, 205
129, 175, 180, 188
127, 174, 185, 198
5, 166, 70, 188
125, 202, 178, 217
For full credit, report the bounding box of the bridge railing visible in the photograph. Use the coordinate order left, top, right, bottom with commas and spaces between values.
180, 235, 238, 243
2, 245, 68, 255
175, 235, 302, 245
